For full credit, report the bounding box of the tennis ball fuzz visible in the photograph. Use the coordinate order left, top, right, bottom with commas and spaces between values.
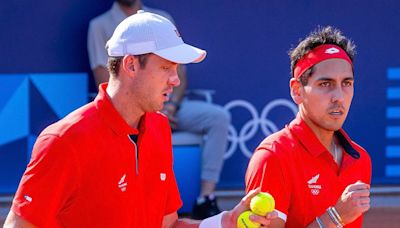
250, 192, 275, 216
237, 211, 260, 228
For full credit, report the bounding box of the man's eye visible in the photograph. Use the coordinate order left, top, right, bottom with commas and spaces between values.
320, 82, 331, 87
343, 81, 353, 87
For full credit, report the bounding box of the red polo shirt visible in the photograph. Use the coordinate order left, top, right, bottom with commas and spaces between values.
12, 84, 182, 227
245, 115, 371, 228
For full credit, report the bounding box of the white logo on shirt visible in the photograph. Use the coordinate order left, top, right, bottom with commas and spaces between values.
24, 195, 32, 202
307, 174, 322, 195
160, 173, 166, 181
307, 174, 320, 184
325, 47, 340, 54
118, 174, 127, 192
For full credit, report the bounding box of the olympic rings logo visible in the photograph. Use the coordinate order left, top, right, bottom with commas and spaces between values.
223, 99, 298, 159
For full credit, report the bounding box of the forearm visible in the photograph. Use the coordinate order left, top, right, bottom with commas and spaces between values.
171, 218, 201, 228
4, 211, 37, 228
171, 212, 228, 228
307, 209, 344, 228
168, 188, 277, 227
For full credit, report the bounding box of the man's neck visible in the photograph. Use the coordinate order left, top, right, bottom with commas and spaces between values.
117, 1, 142, 17
299, 112, 335, 150
106, 81, 143, 129
303, 117, 341, 163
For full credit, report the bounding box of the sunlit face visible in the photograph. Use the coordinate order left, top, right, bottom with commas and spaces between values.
294, 58, 354, 134
133, 54, 180, 113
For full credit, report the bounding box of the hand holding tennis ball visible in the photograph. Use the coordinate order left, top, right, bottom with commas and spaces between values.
237, 192, 275, 227
250, 192, 275, 216
237, 211, 260, 228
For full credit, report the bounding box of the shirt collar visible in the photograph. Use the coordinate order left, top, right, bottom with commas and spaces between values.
95, 83, 139, 136
289, 114, 360, 159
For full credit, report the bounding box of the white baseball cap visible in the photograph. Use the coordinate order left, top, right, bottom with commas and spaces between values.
106, 10, 206, 64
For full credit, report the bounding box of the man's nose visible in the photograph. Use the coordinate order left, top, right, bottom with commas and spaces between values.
331, 86, 345, 103
169, 72, 180, 87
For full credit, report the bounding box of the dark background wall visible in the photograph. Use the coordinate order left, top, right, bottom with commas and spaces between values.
1, 0, 399, 188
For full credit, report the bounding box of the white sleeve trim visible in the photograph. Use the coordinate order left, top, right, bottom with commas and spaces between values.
275, 209, 287, 222
199, 211, 226, 228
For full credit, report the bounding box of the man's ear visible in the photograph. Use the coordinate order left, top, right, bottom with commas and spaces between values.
290, 78, 303, 104
121, 55, 136, 74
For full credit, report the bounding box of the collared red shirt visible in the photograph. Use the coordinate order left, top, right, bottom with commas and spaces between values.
245, 114, 371, 228
12, 83, 182, 227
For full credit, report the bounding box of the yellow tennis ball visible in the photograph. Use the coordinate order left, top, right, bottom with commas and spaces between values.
237, 211, 260, 228
250, 192, 275, 216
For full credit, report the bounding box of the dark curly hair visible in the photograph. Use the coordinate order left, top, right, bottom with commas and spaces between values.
289, 26, 356, 85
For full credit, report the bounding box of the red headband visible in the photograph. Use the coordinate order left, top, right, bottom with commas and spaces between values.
293, 44, 352, 79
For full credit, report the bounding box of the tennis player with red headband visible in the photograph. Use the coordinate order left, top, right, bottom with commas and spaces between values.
245, 26, 371, 228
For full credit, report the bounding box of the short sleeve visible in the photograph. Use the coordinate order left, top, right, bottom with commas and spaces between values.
11, 134, 79, 227
164, 166, 183, 215
87, 20, 109, 69
163, 128, 182, 215
358, 147, 372, 185
245, 148, 290, 218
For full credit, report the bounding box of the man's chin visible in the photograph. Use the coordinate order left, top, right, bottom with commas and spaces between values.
326, 123, 344, 132
153, 104, 163, 113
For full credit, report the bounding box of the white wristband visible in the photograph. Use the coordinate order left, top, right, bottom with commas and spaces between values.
199, 211, 227, 228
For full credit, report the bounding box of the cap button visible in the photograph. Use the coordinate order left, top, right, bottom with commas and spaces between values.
137, 10, 145, 14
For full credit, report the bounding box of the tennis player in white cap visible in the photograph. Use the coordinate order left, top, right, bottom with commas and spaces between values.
5, 11, 277, 228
